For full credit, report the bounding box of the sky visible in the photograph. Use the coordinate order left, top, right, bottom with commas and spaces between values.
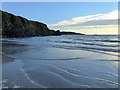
2, 2, 118, 34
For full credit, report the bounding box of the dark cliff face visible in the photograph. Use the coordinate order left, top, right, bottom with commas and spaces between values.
1, 10, 61, 38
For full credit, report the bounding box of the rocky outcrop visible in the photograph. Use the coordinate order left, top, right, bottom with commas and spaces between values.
1, 10, 61, 38
61, 32, 85, 35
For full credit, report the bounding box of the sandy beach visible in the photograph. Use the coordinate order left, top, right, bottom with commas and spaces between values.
2, 35, 119, 88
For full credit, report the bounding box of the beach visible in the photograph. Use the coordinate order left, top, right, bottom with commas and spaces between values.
2, 35, 119, 88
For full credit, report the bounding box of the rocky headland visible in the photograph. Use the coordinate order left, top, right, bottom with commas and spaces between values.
1, 10, 61, 38
61, 32, 85, 35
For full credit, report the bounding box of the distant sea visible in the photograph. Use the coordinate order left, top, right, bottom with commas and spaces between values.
1, 35, 119, 88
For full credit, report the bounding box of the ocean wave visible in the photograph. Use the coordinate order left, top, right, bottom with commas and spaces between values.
54, 40, 118, 47
53, 44, 119, 53
18, 57, 83, 61
73, 38, 119, 43
95, 40, 120, 43
97, 59, 120, 62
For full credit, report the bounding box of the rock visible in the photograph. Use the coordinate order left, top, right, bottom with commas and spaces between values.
0, 10, 61, 38
60, 31, 85, 35
50, 30, 61, 36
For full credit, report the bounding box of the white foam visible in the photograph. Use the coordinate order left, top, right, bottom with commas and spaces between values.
20, 62, 47, 88
13, 84, 21, 88
1, 79, 9, 89
96, 78, 120, 86
51, 65, 79, 77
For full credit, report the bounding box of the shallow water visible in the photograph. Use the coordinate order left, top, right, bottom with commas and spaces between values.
1, 35, 119, 88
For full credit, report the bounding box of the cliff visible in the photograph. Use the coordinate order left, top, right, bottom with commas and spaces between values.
1, 10, 61, 38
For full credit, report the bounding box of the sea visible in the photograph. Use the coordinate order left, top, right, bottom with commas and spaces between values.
1, 35, 120, 88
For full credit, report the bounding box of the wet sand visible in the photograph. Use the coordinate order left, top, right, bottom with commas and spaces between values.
2, 41, 38, 88
1, 36, 119, 88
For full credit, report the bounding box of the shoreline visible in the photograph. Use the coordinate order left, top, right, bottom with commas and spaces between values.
1, 35, 119, 88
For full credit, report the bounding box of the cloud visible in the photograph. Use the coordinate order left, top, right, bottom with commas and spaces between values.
48, 10, 118, 29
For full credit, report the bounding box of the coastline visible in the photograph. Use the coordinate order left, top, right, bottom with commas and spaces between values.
2, 36, 119, 88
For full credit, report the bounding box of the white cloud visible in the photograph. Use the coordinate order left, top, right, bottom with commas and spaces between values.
48, 10, 118, 29
97, 10, 118, 20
